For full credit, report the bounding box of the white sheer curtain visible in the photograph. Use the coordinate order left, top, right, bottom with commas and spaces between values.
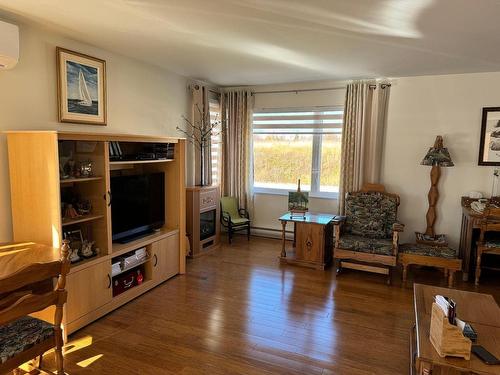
339, 81, 391, 214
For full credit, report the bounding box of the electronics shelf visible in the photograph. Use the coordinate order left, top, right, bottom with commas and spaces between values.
109, 159, 174, 166
112, 257, 151, 278
60, 176, 103, 185
112, 228, 179, 257
61, 214, 104, 227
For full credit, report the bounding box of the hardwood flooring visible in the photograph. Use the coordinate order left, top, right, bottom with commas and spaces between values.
32, 236, 500, 374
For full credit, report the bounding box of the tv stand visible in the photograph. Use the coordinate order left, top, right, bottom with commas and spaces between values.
114, 229, 156, 244
6, 131, 186, 336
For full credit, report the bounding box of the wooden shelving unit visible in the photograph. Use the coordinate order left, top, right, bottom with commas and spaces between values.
109, 159, 174, 165
61, 214, 104, 227
6, 131, 186, 336
112, 228, 179, 257
60, 176, 103, 185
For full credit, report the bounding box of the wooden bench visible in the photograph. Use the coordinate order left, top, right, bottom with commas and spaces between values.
398, 243, 462, 288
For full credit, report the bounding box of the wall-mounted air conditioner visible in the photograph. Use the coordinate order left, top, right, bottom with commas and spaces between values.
0, 20, 19, 70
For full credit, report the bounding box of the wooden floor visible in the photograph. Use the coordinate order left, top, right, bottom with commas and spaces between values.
35, 236, 499, 374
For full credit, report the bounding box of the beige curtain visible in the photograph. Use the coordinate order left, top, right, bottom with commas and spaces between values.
339, 81, 391, 214
190, 84, 212, 186
221, 90, 253, 211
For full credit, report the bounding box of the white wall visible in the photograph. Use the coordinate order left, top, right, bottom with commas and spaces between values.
0, 19, 190, 242
247, 73, 500, 247
382, 72, 500, 248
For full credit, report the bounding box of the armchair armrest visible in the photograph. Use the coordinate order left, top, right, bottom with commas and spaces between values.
221, 211, 231, 224
332, 215, 346, 225
238, 208, 250, 219
392, 222, 405, 232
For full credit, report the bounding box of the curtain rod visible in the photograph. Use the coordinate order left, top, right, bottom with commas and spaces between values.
252, 86, 346, 96
251, 83, 391, 96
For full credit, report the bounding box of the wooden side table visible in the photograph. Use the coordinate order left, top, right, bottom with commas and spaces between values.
279, 212, 341, 270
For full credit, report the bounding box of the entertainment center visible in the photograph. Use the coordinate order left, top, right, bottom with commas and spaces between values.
6, 131, 186, 335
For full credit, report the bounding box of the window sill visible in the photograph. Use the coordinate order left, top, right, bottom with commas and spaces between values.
253, 187, 338, 200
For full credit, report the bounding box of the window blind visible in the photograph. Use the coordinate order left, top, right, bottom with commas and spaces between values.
253, 108, 343, 134
209, 97, 222, 184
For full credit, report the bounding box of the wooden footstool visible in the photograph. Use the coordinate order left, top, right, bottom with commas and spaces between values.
398, 243, 462, 288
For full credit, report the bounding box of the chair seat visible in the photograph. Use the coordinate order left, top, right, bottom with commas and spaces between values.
399, 243, 457, 259
230, 217, 250, 225
337, 234, 393, 256
0, 316, 54, 364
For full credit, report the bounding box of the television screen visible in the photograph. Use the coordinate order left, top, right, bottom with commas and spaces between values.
111, 172, 165, 242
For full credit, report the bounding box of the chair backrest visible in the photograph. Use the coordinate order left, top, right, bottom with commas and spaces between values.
221, 196, 240, 219
0, 241, 70, 326
344, 183, 400, 239
479, 206, 500, 240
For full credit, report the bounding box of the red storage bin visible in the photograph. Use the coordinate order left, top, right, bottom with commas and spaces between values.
112, 267, 143, 297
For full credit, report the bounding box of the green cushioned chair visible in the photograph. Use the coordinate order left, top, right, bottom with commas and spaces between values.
220, 196, 250, 244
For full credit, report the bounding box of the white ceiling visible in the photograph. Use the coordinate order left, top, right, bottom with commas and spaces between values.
1, 0, 500, 86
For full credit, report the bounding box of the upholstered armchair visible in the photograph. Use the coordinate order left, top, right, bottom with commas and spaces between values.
220, 196, 251, 244
333, 183, 404, 284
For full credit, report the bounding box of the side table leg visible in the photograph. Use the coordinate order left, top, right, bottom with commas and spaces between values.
402, 264, 408, 287
448, 270, 455, 288
281, 221, 287, 258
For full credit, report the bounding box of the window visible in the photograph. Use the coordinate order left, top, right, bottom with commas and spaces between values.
209, 94, 222, 185
252, 107, 343, 197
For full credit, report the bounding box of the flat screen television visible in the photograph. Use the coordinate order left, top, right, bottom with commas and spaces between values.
111, 172, 165, 243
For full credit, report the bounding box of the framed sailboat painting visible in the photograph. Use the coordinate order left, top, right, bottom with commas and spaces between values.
57, 47, 107, 125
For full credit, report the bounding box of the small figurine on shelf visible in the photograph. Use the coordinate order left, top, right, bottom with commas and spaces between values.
68, 244, 81, 264
63, 203, 80, 220
81, 240, 96, 259
76, 199, 92, 216
136, 269, 144, 285
79, 160, 93, 178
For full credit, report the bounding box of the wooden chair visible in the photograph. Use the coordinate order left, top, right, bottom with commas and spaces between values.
0, 240, 70, 374
334, 183, 404, 284
220, 196, 250, 244
475, 206, 500, 285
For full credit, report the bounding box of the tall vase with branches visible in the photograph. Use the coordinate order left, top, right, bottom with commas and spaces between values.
177, 104, 224, 186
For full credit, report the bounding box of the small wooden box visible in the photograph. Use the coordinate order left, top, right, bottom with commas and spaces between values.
429, 302, 472, 360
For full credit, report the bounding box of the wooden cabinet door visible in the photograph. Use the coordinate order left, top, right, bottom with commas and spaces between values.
151, 234, 180, 281
151, 239, 167, 282
296, 223, 324, 263
164, 234, 180, 279
66, 260, 112, 323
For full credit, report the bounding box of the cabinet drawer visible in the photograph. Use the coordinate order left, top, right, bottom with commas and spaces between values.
200, 189, 218, 211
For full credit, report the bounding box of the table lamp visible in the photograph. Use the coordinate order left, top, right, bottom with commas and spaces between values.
417, 135, 454, 245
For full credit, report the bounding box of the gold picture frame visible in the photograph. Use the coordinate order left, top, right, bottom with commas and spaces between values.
56, 47, 107, 125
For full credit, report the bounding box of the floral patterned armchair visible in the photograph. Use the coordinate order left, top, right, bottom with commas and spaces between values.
334, 183, 404, 284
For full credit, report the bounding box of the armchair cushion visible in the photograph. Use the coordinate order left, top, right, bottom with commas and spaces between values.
229, 217, 250, 225
399, 243, 457, 258
344, 192, 398, 239
221, 196, 250, 225
337, 234, 393, 256
0, 316, 54, 364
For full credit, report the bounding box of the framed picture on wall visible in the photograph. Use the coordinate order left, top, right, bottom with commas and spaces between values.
56, 47, 107, 125
479, 107, 500, 165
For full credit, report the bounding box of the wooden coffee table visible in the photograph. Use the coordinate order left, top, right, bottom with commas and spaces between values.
412, 284, 500, 375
